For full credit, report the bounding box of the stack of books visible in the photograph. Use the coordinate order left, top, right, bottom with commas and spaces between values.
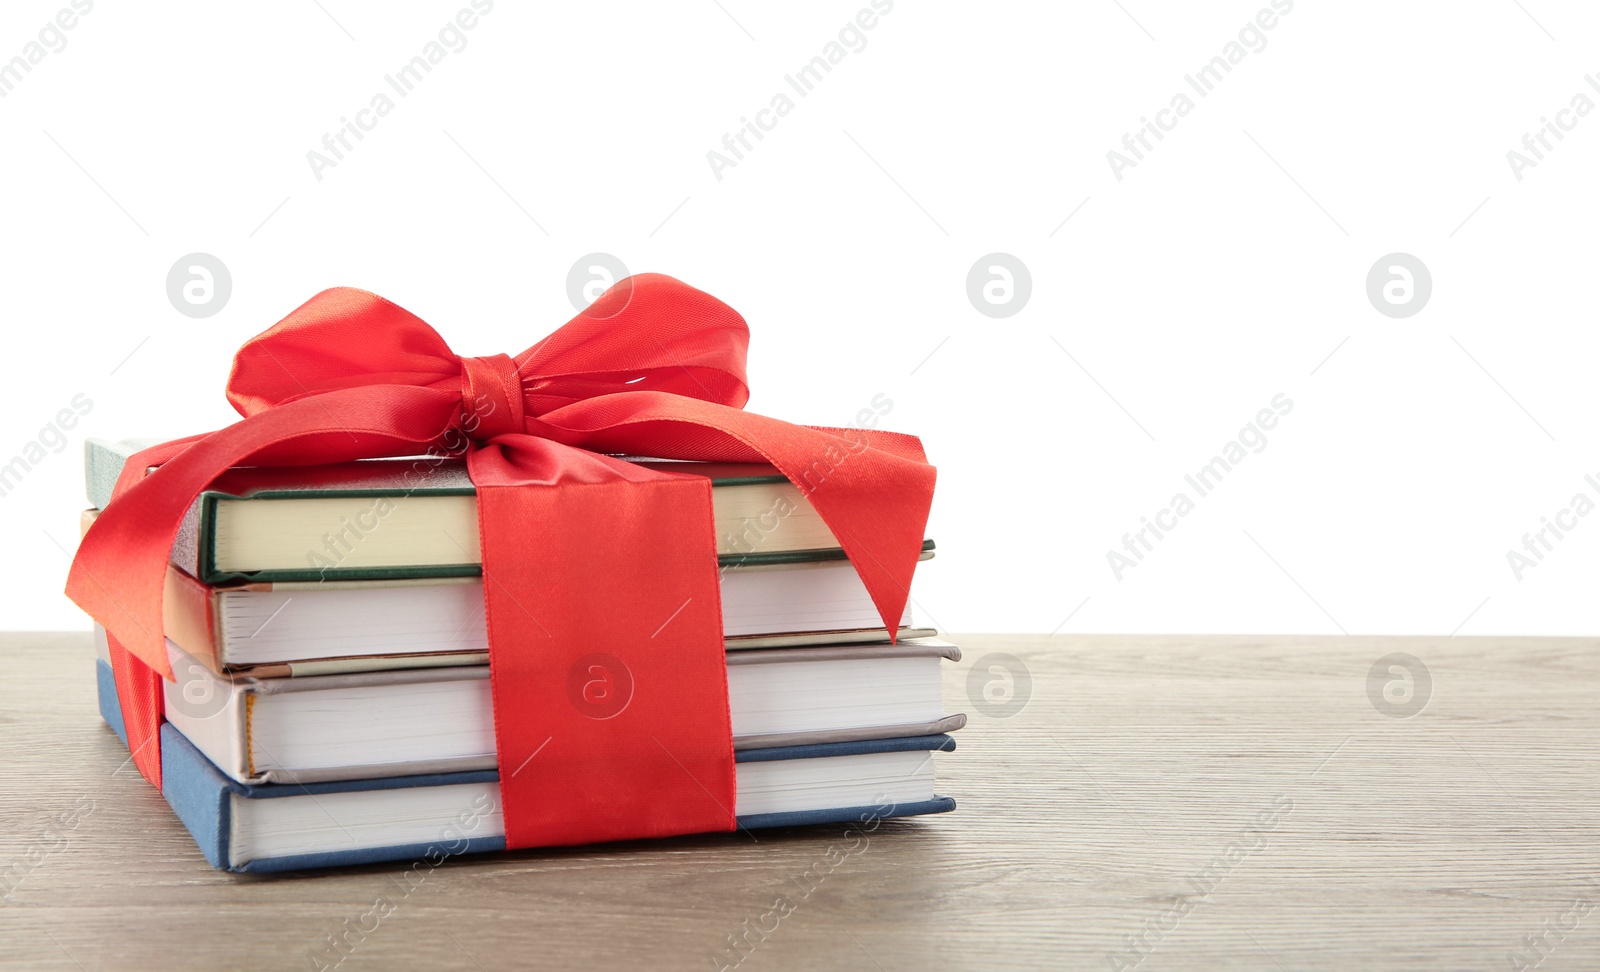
85, 438, 962, 872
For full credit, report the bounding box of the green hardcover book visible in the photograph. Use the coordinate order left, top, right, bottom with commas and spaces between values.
84, 438, 933, 585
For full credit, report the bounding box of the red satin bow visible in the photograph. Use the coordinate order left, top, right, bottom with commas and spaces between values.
68, 274, 936, 850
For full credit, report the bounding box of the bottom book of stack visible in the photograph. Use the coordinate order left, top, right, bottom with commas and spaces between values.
94, 630, 962, 872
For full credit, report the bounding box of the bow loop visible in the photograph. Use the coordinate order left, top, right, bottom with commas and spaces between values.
227, 288, 460, 417
516, 273, 751, 414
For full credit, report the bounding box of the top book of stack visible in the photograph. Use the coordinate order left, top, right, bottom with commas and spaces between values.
86, 438, 934, 584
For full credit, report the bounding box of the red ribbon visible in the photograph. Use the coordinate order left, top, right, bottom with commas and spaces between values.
68, 274, 935, 849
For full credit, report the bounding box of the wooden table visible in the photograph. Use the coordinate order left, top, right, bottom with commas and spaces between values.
2, 632, 1597, 971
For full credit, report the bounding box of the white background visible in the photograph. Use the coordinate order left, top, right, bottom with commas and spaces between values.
2, 0, 1597, 636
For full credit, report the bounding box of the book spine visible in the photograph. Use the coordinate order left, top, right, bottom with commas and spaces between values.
157, 723, 243, 871
164, 565, 224, 672
83, 439, 125, 509
97, 657, 241, 870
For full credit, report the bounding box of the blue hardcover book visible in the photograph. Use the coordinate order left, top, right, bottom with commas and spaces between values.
97, 660, 957, 872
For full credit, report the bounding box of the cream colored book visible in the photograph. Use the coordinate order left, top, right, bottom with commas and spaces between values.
85, 438, 931, 584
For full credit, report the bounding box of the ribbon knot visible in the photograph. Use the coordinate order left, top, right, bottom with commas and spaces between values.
458, 353, 524, 441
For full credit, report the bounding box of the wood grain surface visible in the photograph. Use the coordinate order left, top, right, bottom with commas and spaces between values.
2, 631, 1598, 971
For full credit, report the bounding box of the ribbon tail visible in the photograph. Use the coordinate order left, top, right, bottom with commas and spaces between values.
85, 436, 204, 787
106, 629, 166, 786
524, 397, 937, 638
67, 386, 460, 788
66, 385, 462, 677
